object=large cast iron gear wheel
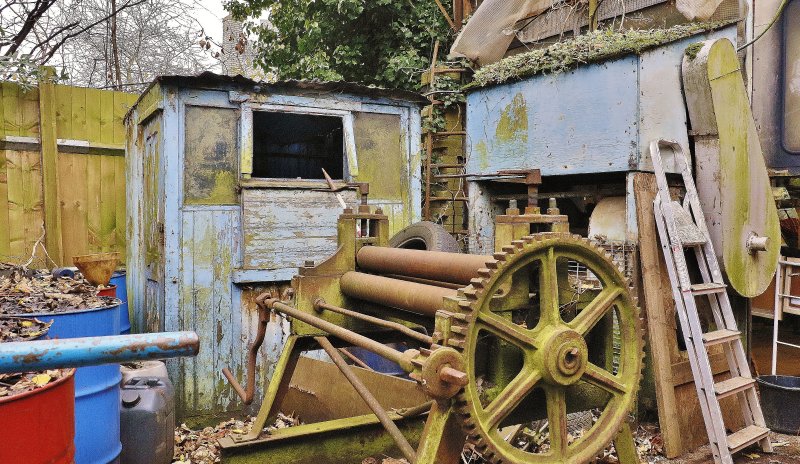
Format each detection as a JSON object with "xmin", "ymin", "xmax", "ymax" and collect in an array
[{"xmin": 448, "ymin": 233, "xmax": 644, "ymax": 464}]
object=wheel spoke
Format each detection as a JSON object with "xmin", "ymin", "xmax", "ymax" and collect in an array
[
  {"xmin": 583, "ymin": 362, "xmax": 627, "ymax": 395},
  {"xmin": 545, "ymin": 386, "xmax": 568, "ymax": 458},
  {"xmin": 477, "ymin": 310, "xmax": 536, "ymax": 349},
  {"xmin": 539, "ymin": 248, "xmax": 560, "ymax": 326},
  {"xmin": 483, "ymin": 367, "xmax": 541, "ymax": 430},
  {"xmin": 568, "ymin": 287, "xmax": 622, "ymax": 335}
]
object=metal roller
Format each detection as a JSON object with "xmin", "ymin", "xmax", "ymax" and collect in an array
[
  {"xmin": 340, "ymin": 271, "xmax": 458, "ymax": 317},
  {"xmin": 356, "ymin": 246, "xmax": 490, "ymax": 285}
]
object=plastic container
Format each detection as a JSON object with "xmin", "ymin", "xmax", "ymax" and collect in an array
[
  {"xmin": 30, "ymin": 303, "xmax": 122, "ymax": 464},
  {"xmin": 121, "ymin": 360, "xmax": 168, "ymax": 384},
  {"xmin": 0, "ymin": 369, "xmax": 76, "ymax": 464},
  {"xmin": 97, "ymin": 284, "xmax": 117, "ymax": 298},
  {"xmin": 347, "ymin": 343, "xmax": 408, "ymax": 375},
  {"xmin": 120, "ymin": 377, "xmax": 175, "ymax": 464},
  {"xmin": 110, "ymin": 271, "xmax": 130, "ymax": 334},
  {"xmin": 757, "ymin": 375, "xmax": 800, "ymax": 434}
]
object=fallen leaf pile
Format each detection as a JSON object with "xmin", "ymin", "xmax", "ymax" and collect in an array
[
  {"xmin": 173, "ymin": 413, "xmax": 300, "ymax": 463},
  {"xmin": 0, "ymin": 317, "xmax": 52, "ymax": 342},
  {"xmin": 0, "ymin": 369, "xmax": 66, "ymax": 398},
  {"xmin": 0, "ymin": 263, "xmax": 115, "ymax": 315}
]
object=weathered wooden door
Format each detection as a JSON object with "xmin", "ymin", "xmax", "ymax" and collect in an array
[{"xmin": 141, "ymin": 116, "xmax": 165, "ymax": 332}]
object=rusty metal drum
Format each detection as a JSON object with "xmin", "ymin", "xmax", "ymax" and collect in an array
[{"xmin": 0, "ymin": 369, "xmax": 76, "ymax": 464}]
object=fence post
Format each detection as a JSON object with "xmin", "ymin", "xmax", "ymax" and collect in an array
[{"xmin": 38, "ymin": 67, "xmax": 63, "ymax": 265}]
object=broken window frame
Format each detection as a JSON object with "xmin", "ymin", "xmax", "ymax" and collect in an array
[{"xmin": 239, "ymin": 102, "xmax": 359, "ymax": 183}]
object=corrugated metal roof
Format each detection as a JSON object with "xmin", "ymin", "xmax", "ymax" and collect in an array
[{"xmin": 129, "ymin": 72, "xmax": 427, "ymax": 112}]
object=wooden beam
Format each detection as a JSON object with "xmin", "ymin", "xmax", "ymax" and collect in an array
[
  {"xmin": 633, "ymin": 172, "xmax": 682, "ymax": 458},
  {"xmin": 37, "ymin": 67, "xmax": 63, "ymax": 265}
]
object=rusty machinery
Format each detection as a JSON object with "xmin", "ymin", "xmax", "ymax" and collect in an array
[{"xmin": 220, "ymin": 177, "xmax": 644, "ymax": 464}]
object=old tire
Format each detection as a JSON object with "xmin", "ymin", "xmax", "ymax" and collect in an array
[{"xmin": 388, "ymin": 221, "xmax": 461, "ymax": 252}]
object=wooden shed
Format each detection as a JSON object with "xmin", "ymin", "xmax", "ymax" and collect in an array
[{"xmin": 124, "ymin": 73, "xmax": 425, "ymax": 419}]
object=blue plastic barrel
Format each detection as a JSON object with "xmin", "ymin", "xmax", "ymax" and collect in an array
[
  {"xmin": 29, "ymin": 302, "xmax": 122, "ymax": 464},
  {"xmin": 110, "ymin": 271, "xmax": 130, "ymax": 334}
]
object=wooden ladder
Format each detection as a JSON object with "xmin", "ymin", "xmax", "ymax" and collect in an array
[{"xmin": 650, "ymin": 139, "xmax": 772, "ymax": 464}]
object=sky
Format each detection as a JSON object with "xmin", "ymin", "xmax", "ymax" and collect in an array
[{"xmin": 194, "ymin": 0, "xmax": 229, "ymax": 42}]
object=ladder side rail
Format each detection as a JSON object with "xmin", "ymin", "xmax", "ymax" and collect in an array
[
  {"xmin": 688, "ymin": 232, "xmax": 762, "ymax": 433},
  {"xmin": 654, "ymin": 199, "xmax": 730, "ymax": 464}
]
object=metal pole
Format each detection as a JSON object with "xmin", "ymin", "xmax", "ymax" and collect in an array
[
  {"xmin": 314, "ymin": 299, "xmax": 433, "ymax": 345},
  {"xmin": 340, "ymin": 272, "xmax": 457, "ymax": 317},
  {"xmin": 0, "ymin": 332, "xmax": 199, "ymax": 374},
  {"xmin": 315, "ymin": 336, "xmax": 418, "ymax": 463},
  {"xmin": 266, "ymin": 300, "xmax": 415, "ymax": 372},
  {"xmin": 356, "ymin": 246, "xmax": 490, "ymax": 285}
]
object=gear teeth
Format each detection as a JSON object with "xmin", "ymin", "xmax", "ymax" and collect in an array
[
  {"xmin": 470, "ymin": 277, "xmax": 485, "ymax": 288},
  {"xmin": 477, "ymin": 268, "xmax": 492, "ymax": 277},
  {"xmin": 451, "ymin": 325, "xmax": 467, "ymax": 335},
  {"xmin": 447, "ymin": 338, "xmax": 465, "ymax": 349},
  {"xmin": 511, "ymin": 240, "xmax": 525, "ymax": 249},
  {"xmin": 501, "ymin": 245, "xmax": 516, "ymax": 254},
  {"xmin": 462, "ymin": 287, "xmax": 479, "ymax": 300},
  {"xmin": 492, "ymin": 252, "xmax": 507, "ymax": 262}
]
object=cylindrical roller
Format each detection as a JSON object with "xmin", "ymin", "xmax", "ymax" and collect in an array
[
  {"xmin": 340, "ymin": 271, "xmax": 458, "ymax": 317},
  {"xmin": 356, "ymin": 246, "xmax": 490, "ymax": 285}
]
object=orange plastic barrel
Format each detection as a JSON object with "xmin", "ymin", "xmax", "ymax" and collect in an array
[{"xmin": 0, "ymin": 369, "xmax": 76, "ymax": 464}]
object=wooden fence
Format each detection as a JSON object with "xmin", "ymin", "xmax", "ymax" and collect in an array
[{"xmin": 0, "ymin": 79, "xmax": 137, "ymax": 267}]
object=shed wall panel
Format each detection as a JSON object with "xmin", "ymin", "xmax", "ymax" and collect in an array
[
  {"xmin": 466, "ymin": 57, "xmax": 640, "ymax": 176},
  {"xmin": 241, "ymin": 188, "xmax": 358, "ymax": 270}
]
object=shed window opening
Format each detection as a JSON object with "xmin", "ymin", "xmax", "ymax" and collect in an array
[{"xmin": 252, "ymin": 111, "xmax": 345, "ymax": 179}]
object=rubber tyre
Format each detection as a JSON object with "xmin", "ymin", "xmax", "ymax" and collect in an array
[{"xmin": 388, "ymin": 221, "xmax": 461, "ymax": 252}]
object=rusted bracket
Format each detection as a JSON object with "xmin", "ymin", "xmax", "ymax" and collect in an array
[{"xmin": 221, "ymin": 299, "xmax": 270, "ymax": 405}]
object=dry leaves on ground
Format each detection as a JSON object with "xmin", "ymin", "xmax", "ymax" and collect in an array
[{"xmin": 172, "ymin": 413, "xmax": 300, "ymax": 464}]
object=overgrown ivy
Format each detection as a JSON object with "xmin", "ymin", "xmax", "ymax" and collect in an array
[{"xmin": 224, "ymin": 0, "xmax": 453, "ymax": 91}]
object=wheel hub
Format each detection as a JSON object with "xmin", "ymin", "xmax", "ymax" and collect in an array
[{"xmin": 539, "ymin": 328, "xmax": 588, "ymax": 386}]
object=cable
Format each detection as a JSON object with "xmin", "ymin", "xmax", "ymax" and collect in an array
[{"xmin": 738, "ymin": 0, "xmax": 791, "ymax": 51}]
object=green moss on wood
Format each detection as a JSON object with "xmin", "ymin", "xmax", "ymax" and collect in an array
[
  {"xmin": 684, "ymin": 42, "xmax": 704, "ymax": 61},
  {"xmin": 467, "ymin": 21, "xmax": 735, "ymax": 89}
]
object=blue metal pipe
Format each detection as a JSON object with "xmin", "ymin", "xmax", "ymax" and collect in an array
[{"xmin": 0, "ymin": 332, "xmax": 199, "ymax": 374}]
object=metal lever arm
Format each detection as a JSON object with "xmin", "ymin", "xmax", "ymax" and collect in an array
[{"xmin": 222, "ymin": 301, "xmax": 269, "ymax": 405}]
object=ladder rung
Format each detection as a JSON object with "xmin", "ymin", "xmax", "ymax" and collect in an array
[
  {"xmin": 703, "ymin": 329, "xmax": 741, "ymax": 346},
  {"xmin": 682, "ymin": 238, "xmax": 708, "ymax": 247},
  {"xmin": 714, "ymin": 376, "xmax": 756, "ymax": 399},
  {"xmin": 727, "ymin": 425, "xmax": 770, "ymax": 453},
  {"xmin": 690, "ymin": 282, "xmax": 727, "ymax": 295}
]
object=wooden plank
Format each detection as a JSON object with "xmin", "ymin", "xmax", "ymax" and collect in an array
[
  {"xmin": 633, "ymin": 172, "xmax": 683, "ymax": 458},
  {"xmin": 191, "ymin": 211, "xmax": 216, "ymax": 413},
  {"xmin": 212, "ymin": 211, "xmax": 235, "ymax": 410},
  {"xmin": 38, "ymin": 71, "xmax": 63, "ymax": 265},
  {"xmin": 99, "ymin": 155, "xmax": 116, "ymax": 251},
  {"xmin": 241, "ymin": 188, "xmax": 358, "ymax": 270},
  {"xmin": 71, "ymin": 86, "xmax": 87, "ymax": 141},
  {"xmin": 2, "ymin": 82, "xmax": 20, "ymax": 137},
  {"xmin": 85, "ymin": 88, "xmax": 102, "ymax": 144},
  {"xmin": 22, "ymin": 150, "xmax": 44, "ymax": 266},
  {"xmin": 99, "ymin": 90, "xmax": 115, "ymax": 145},
  {"xmin": 59, "ymin": 153, "xmax": 89, "ymax": 262},
  {"xmin": 5, "ymin": 150, "xmax": 26, "ymax": 261},
  {"xmin": 19, "ymin": 86, "xmax": 40, "ymax": 137},
  {"xmin": 114, "ymin": 156, "xmax": 126, "ymax": 262},
  {"xmin": 86, "ymin": 154, "xmax": 102, "ymax": 251},
  {"xmin": 0, "ymin": 149, "xmax": 8, "ymax": 259},
  {"xmin": 54, "ymin": 85, "xmax": 72, "ymax": 140}
]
